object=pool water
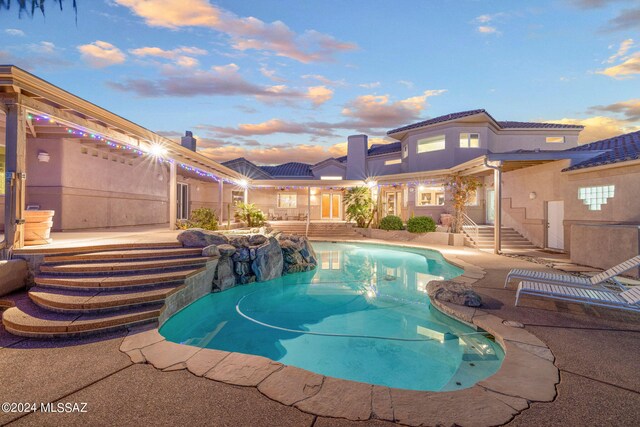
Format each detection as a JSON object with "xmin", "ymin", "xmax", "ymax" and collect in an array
[{"xmin": 160, "ymin": 242, "xmax": 504, "ymax": 391}]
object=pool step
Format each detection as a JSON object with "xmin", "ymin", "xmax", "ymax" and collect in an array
[
  {"xmin": 34, "ymin": 269, "xmax": 199, "ymax": 291},
  {"xmin": 43, "ymin": 247, "xmax": 203, "ymax": 264},
  {"xmin": 39, "ymin": 257, "xmax": 209, "ymax": 275},
  {"xmin": 2, "ymin": 303, "xmax": 162, "ymax": 338},
  {"xmin": 29, "ymin": 285, "xmax": 182, "ymax": 313}
]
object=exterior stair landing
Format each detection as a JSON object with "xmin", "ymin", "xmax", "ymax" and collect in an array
[
  {"xmin": 1, "ymin": 243, "xmax": 214, "ymax": 338},
  {"xmin": 463, "ymin": 225, "xmax": 538, "ymax": 252}
]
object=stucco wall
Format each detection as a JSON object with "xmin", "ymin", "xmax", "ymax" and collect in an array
[
  {"xmin": 570, "ymin": 224, "xmax": 639, "ymax": 278},
  {"xmin": 500, "ymin": 160, "xmax": 640, "ymax": 251}
]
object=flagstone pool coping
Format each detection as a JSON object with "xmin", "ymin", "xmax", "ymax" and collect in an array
[{"xmin": 119, "ymin": 241, "xmax": 559, "ymax": 426}]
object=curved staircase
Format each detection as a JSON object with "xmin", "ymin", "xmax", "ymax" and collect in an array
[{"xmin": 2, "ymin": 243, "xmax": 213, "ymax": 338}]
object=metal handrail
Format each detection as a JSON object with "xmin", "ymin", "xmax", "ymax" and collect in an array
[{"xmin": 461, "ymin": 212, "xmax": 479, "ymax": 244}]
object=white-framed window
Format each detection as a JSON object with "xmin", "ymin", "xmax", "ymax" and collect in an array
[
  {"xmin": 320, "ymin": 176, "xmax": 343, "ymax": 180},
  {"xmin": 417, "ymin": 135, "xmax": 446, "ymax": 153},
  {"xmin": 546, "ymin": 136, "xmax": 565, "ymax": 144},
  {"xmin": 231, "ymin": 190, "xmax": 244, "ymax": 205},
  {"xmin": 465, "ymin": 189, "xmax": 479, "ymax": 206},
  {"xmin": 416, "ymin": 186, "xmax": 446, "ymax": 206},
  {"xmin": 277, "ymin": 192, "xmax": 297, "ymax": 208},
  {"xmin": 459, "ymin": 133, "xmax": 480, "ymax": 148},
  {"xmin": 402, "ymin": 144, "xmax": 408, "ymax": 158},
  {"xmin": 578, "ymin": 185, "xmax": 614, "ymax": 211},
  {"xmin": 385, "ymin": 158, "xmax": 402, "ymax": 166}
]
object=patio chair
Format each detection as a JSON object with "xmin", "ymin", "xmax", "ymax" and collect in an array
[
  {"xmin": 515, "ymin": 281, "xmax": 640, "ymax": 313},
  {"xmin": 504, "ymin": 255, "xmax": 640, "ymax": 289}
]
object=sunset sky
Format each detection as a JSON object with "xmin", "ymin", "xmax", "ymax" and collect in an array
[{"xmin": 1, "ymin": 0, "xmax": 639, "ymax": 165}]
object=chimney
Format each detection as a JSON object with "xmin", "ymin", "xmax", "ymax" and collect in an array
[
  {"xmin": 346, "ymin": 134, "xmax": 368, "ymax": 180},
  {"xmin": 181, "ymin": 131, "xmax": 197, "ymax": 151}
]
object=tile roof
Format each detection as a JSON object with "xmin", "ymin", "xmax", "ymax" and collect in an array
[
  {"xmin": 498, "ymin": 121, "xmax": 583, "ymax": 129},
  {"xmin": 259, "ymin": 162, "xmax": 313, "ymax": 177},
  {"xmin": 563, "ymin": 130, "xmax": 640, "ymax": 171},
  {"xmin": 221, "ymin": 157, "xmax": 272, "ymax": 179},
  {"xmin": 368, "ymin": 141, "xmax": 401, "ymax": 156},
  {"xmin": 387, "ymin": 109, "xmax": 583, "ymax": 135}
]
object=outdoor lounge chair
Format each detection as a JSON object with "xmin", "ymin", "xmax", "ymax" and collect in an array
[
  {"xmin": 515, "ymin": 281, "xmax": 640, "ymax": 312},
  {"xmin": 504, "ymin": 255, "xmax": 640, "ymax": 289}
]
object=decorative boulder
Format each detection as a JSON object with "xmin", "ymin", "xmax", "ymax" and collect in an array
[
  {"xmin": 0, "ymin": 260, "xmax": 28, "ymax": 297},
  {"xmin": 178, "ymin": 229, "xmax": 228, "ymax": 248},
  {"xmin": 227, "ymin": 235, "xmax": 249, "ymax": 249},
  {"xmin": 217, "ymin": 244, "xmax": 237, "ymax": 257},
  {"xmin": 278, "ymin": 234, "xmax": 318, "ymax": 274},
  {"xmin": 252, "ymin": 237, "xmax": 284, "ymax": 282},
  {"xmin": 426, "ymin": 280, "xmax": 482, "ymax": 307},
  {"xmin": 248, "ymin": 234, "xmax": 267, "ymax": 246},
  {"xmin": 201, "ymin": 244, "xmax": 220, "ymax": 258},
  {"xmin": 213, "ymin": 257, "xmax": 235, "ymax": 291}
]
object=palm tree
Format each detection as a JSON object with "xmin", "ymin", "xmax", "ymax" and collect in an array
[
  {"xmin": 0, "ymin": 0, "xmax": 77, "ymax": 18},
  {"xmin": 343, "ymin": 186, "xmax": 375, "ymax": 228}
]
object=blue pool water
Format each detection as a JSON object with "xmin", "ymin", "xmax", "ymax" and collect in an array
[{"xmin": 160, "ymin": 242, "xmax": 503, "ymax": 391}]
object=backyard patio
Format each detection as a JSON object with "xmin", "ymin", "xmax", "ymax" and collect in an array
[{"xmin": 1, "ymin": 233, "xmax": 638, "ymax": 426}]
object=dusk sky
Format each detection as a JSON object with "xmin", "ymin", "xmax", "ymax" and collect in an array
[{"xmin": 1, "ymin": 0, "xmax": 639, "ymax": 165}]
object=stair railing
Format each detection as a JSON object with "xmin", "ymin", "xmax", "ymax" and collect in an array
[{"xmin": 461, "ymin": 212, "xmax": 479, "ymax": 244}]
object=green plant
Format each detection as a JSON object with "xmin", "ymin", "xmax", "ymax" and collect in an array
[
  {"xmin": 344, "ymin": 186, "xmax": 375, "ymax": 228},
  {"xmin": 445, "ymin": 175, "xmax": 482, "ymax": 233},
  {"xmin": 379, "ymin": 215, "xmax": 404, "ymax": 230},
  {"xmin": 234, "ymin": 202, "xmax": 266, "ymax": 227},
  {"xmin": 406, "ymin": 216, "xmax": 437, "ymax": 233},
  {"xmin": 190, "ymin": 207, "xmax": 219, "ymax": 230}
]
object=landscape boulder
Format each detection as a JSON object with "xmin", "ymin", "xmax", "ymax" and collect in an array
[
  {"xmin": 201, "ymin": 244, "xmax": 220, "ymax": 258},
  {"xmin": 178, "ymin": 229, "xmax": 228, "ymax": 248},
  {"xmin": 278, "ymin": 234, "xmax": 318, "ymax": 274},
  {"xmin": 252, "ymin": 237, "xmax": 284, "ymax": 282},
  {"xmin": 217, "ymin": 244, "xmax": 237, "ymax": 257},
  {"xmin": 426, "ymin": 280, "xmax": 482, "ymax": 307}
]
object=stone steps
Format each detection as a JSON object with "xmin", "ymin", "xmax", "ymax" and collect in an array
[
  {"xmin": 2, "ymin": 242, "xmax": 215, "ymax": 338},
  {"xmin": 463, "ymin": 226, "xmax": 538, "ymax": 251}
]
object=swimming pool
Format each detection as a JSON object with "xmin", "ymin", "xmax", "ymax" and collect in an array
[{"xmin": 160, "ymin": 242, "xmax": 504, "ymax": 391}]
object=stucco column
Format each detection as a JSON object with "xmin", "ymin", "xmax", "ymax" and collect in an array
[
  {"xmin": 243, "ymin": 187, "xmax": 248, "ymax": 204},
  {"xmin": 3, "ymin": 101, "xmax": 27, "ymax": 249},
  {"xmin": 218, "ymin": 180, "xmax": 224, "ymax": 221},
  {"xmin": 307, "ymin": 186, "xmax": 311, "ymax": 229},
  {"xmin": 169, "ymin": 162, "xmax": 177, "ymax": 230},
  {"xmin": 494, "ymin": 165, "xmax": 502, "ymax": 254}
]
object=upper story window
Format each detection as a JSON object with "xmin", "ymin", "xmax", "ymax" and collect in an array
[
  {"xmin": 546, "ymin": 136, "xmax": 565, "ymax": 144},
  {"xmin": 460, "ymin": 133, "xmax": 480, "ymax": 148},
  {"xmin": 416, "ymin": 135, "xmax": 446, "ymax": 154},
  {"xmin": 277, "ymin": 192, "xmax": 297, "ymax": 208},
  {"xmin": 416, "ymin": 186, "xmax": 445, "ymax": 206},
  {"xmin": 385, "ymin": 158, "xmax": 402, "ymax": 166},
  {"xmin": 402, "ymin": 144, "xmax": 408, "ymax": 158}
]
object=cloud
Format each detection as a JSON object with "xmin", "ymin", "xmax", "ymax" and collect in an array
[
  {"xmin": 477, "ymin": 26, "xmax": 500, "ymax": 34},
  {"xmin": 306, "ymin": 85, "xmax": 333, "ymax": 106},
  {"xmin": 588, "ymin": 99, "xmax": 640, "ymax": 121},
  {"xmin": 550, "ymin": 116, "xmax": 639, "ymax": 143},
  {"xmin": 341, "ymin": 89, "xmax": 447, "ymax": 130},
  {"xmin": 259, "ymin": 66, "xmax": 286, "ymax": 82},
  {"xmin": 78, "ymin": 40, "xmax": 126, "ymax": 68},
  {"xmin": 198, "ymin": 141, "xmax": 348, "ymax": 165},
  {"xmin": 198, "ymin": 119, "xmax": 336, "ymax": 138},
  {"xmin": 473, "ymin": 13, "xmax": 505, "ymax": 35},
  {"xmin": 0, "ymin": 41, "xmax": 70, "ymax": 70},
  {"xmin": 606, "ymin": 39, "xmax": 634, "ymax": 63},
  {"xmin": 4, "ymin": 29, "xmax": 25, "ymax": 36},
  {"xmin": 359, "ymin": 82, "xmax": 381, "ymax": 89},
  {"xmin": 301, "ymin": 74, "xmax": 346, "ymax": 86},
  {"xmin": 129, "ymin": 46, "xmax": 206, "ymax": 67},
  {"xmin": 602, "ymin": 7, "xmax": 640, "ymax": 32},
  {"xmin": 398, "ymin": 80, "xmax": 414, "ymax": 88},
  {"xmin": 570, "ymin": 0, "xmax": 618, "ymax": 8},
  {"xmin": 597, "ymin": 52, "xmax": 640, "ymax": 78},
  {"xmin": 114, "ymin": 0, "xmax": 357, "ymax": 63}
]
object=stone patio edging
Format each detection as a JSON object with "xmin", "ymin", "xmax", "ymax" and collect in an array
[{"xmin": 119, "ymin": 239, "xmax": 559, "ymax": 426}]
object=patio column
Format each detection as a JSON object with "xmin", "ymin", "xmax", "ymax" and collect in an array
[
  {"xmin": 243, "ymin": 187, "xmax": 248, "ymax": 204},
  {"xmin": 3, "ymin": 100, "xmax": 27, "ymax": 250},
  {"xmin": 306, "ymin": 186, "xmax": 311, "ymax": 232},
  {"xmin": 218, "ymin": 180, "xmax": 224, "ymax": 221},
  {"xmin": 494, "ymin": 163, "xmax": 503, "ymax": 254},
  {"xmin": 169, "ymin": 161, "xmax": 177, "ymax": 230}
]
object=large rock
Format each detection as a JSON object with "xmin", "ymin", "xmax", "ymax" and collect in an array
[
  {"xmin": 201, "ymin": 244, "xmax": 220, "ymax": 258},
  {"xmin": 426, "ymin": 280, "xmax": 482, "ymax": 307},
  {"xmin": 213, "ymin": 256, "xmax": 235, "ymax": 291},
  {"xmin": 252, "ymin": 237, "xmax": 284, "ymax": 282},
  {"xmin": 0, "ymin": 259, "xmax": 28, "ymax": 297},
  {"xmin": 217, "ymin": 244, "xmax": 236, "ymax": 257},
  {"xmin": 278, "ymin": 234, "xmax": 318, "ymax": 274},
  {"xmin": 178, "ymin": 229, "xmax": 228, "ymax": 248}
]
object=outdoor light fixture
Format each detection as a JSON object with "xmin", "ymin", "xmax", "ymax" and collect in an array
[
  {"xmin": 238, "ymin": 179, "xmax": 248, "ymax": 188},
  {"xmin": 529, "ymin": 192, "xmax": 537, "ymax": 200},
  {"xmin": 148, "ymin": 144, "xmax": 167, "ymax": 157},
  {"xmin": 367, "ymin": 180, "xmax": 377, "ymax": 188},
  {"xmin": 37, "ymin": 151, "xmax": 50, "ymax": 163}
]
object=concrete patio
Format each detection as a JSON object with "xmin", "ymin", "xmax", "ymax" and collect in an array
[{"xmin": 1, "ymin": 239, "xmax": 639, "ymax": 426}]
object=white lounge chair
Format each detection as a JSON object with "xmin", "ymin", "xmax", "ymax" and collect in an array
[
  {"xmin": 504, "ymin": 255, "xmax": 640, "ymax": 289},
  {"xmin": 515, "ymin": 281, "xmax": 640, "ymax": 313}
]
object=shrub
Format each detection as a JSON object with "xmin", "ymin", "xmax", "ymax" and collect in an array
[
  {"xmin": 406, "ymin": 216, "xmax": 436, "ymax": 233},
  {"xmin": 379, "ymin": 215, "xmax": 404, "ymax": 230},
  {"xmin": 234, "ymin": 202, "xmax": 266, "ymax": 227},
  {"xmin": 176, "ymin": 207, "xmax": 219, "ymax": 231}
]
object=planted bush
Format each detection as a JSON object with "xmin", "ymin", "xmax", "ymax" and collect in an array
[
  {"xmin": 176, "ymin": 207, "xmax": 219, "ymax": 231},
  {"xmin": 379, "ymin": 215, "xmax": 404, "ymax": 230},
  {"xmin": 406, "ymin": 216, "xmax": 436, "ymax": 233},
  {"xmin": 235, "ymin": 202, "xmax": 266, "ymax": 227}
]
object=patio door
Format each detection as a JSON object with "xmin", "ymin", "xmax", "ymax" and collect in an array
[
  {"xmin": 321, "ymin": 192, "xmax": 341, "ymax": 220},
  {"xmin": 486, "ymin": 189, "xmax": 495, "ymax": 225},
  {"xmin": 547, "ymin": 201, "xmax": 564, "ymax": 250},
  {"xmin": 177, "ymin": 183, "xmax": 189, "ymax": 220},
  {"xmin": 385, "ymin": 191, "xmax": 402, "ymax": 216}
]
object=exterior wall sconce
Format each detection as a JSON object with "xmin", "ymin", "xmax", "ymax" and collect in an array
[
  {"xmin": 37, "ymin": 151, "xmax": 50, "ymax": 163},
  {"xmin": 529, "ymin": 192, "xmax": 537, "ymax": 200}
]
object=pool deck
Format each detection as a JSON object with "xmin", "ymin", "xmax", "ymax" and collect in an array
[{"xmin": 1, "ymin": 236, "xmax": 639, "ymax": 426}]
